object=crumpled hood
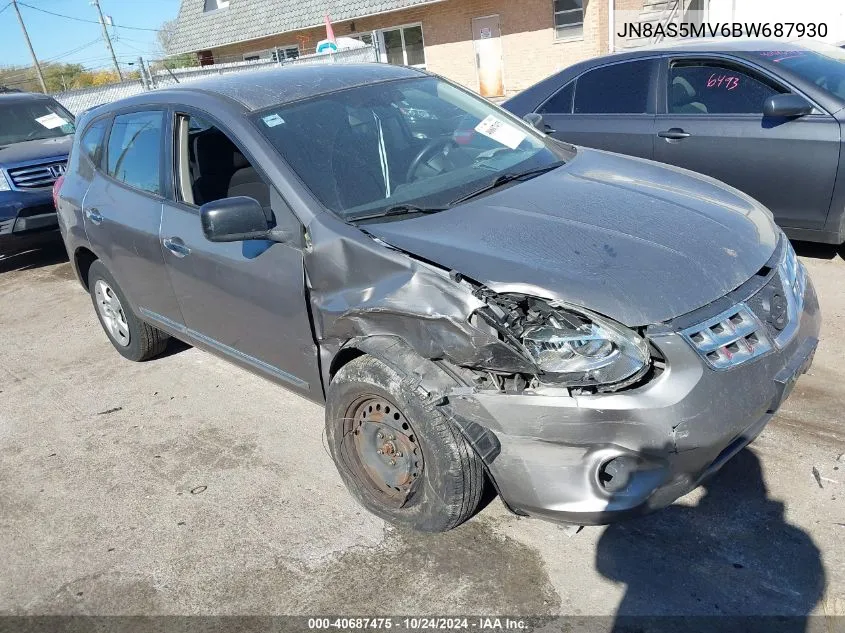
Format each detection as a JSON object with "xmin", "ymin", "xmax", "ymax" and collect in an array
[
  {"xmin": 366, "ymin": 147, "xmax": 779, "ymax": 326},
  {"xmin": 0, "ymin": 136, "xmax": 72, "ymax": 166}
]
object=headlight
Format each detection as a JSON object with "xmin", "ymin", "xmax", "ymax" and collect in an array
[
  {"xmin": 0, "ymin": 171, "xmax": 10, "ymax": 192},
  {"xmin": 519, "ymin": 303, "xmax": 649, "ymax": 387}
]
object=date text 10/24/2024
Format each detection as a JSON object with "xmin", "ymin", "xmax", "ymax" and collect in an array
[{"xmin": 308, "ymin": 618, "xmax": 529, "ymax": 630}]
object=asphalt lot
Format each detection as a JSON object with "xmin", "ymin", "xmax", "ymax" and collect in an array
[{"xmin": 1, "ymin": 240, "xmax": 843, "ymax": 625}]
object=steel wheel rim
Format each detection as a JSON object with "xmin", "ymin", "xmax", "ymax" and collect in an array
[
  {"xmin": 94, "ymin": 279, "xmax": 130, "ymax": 347},
  {"xmin": 342, "ymin": 395, "xmax": 423, "ymax": 508}
]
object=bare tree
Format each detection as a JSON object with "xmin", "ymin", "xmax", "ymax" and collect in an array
[{"xmin": 157, "ymin": 18, "xmax": 177, "ymax": 56}]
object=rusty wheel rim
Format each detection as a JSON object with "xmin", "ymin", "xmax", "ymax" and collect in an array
[{"xmin": 342, "ymin": 395, "xmax": 423, "ymax": 508}]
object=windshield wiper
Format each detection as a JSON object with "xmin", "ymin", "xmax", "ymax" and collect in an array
[
  {"xmin": 450, "ymin": 161, "xmax": 566, "ymax": 206},
  {"xmin": 350, "ymin": 203, "xmax": 450, "ymax": 222}
]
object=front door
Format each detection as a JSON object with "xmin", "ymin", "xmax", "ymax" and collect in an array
[
  {"xmin": 82, "ymin": 109, "xmax": 183, "ymax": 326},
  {"xmin": 473, "ymin": 15, "xmax": 504, "ymax": 98},
  {"xmin": 157, "ymin": 112, "xmax": 322, "ymax": 401},
  {"xmin": 655, "ymin": 57, "xmax": 841, "ymax": 230}
]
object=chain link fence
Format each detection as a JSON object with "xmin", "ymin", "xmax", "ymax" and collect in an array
[{"xmin": 52, "ymin": 45, "xmax": 379, "ymax": 115}]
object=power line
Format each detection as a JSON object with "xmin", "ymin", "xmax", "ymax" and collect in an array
[
  {"xmin": 42, "ymin": 37, "xmax": 103, "ymax": 63},
  {"xmin": 16, "ymin": 1, "xmax": 161, "ymax": 31},
  {"xmin": 0, "ymin": 3, "xmax": 12, "ymax": 18}
]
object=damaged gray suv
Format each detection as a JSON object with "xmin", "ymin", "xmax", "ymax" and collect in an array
[{"xmin": 57, "ymin": 64, "xmax": 820, "ymax": 532}]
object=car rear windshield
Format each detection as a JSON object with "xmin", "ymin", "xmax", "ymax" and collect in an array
[
  {"xmin": 0, "ymin": 100, "xmax": 76, "ymax": 145},
  {"xmin": 251, "ymin": 77, "xmax": 571, "ymax": 221},
  {"xmin": 755, "ymin": 46, "xmax": 845, "ymax": 101}
]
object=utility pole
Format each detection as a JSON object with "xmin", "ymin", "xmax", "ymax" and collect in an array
[
  {"xmin": 91, "ymin": 0, "xmax": 124, "ymax": 80},
  {"xmin": 11, "ymin": 1, "xmax": 47, "ymax": 93},
  {"xmin": 136, "ymin": 57, "xmax": 149, "ymax": 90}
]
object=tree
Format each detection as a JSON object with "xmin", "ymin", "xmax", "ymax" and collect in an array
[
  {"xmin": 157, "ymin": 18, "xmax": 177, "ymax": 56},
  {"xmin": 0, "ymin": 62, "xmax": 93, "ymax": 93}
]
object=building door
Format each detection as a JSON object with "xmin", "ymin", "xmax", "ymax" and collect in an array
[{"xmin": 473, "ymin": 15, "xmax": 504, "ymax": 98}]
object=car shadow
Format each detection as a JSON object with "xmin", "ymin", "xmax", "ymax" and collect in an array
[
  {"xmin": 0, "ymin": 242, "xmax": 68, "ymax": 274},
  {"xmin": 596, "ymin": 449, "xmax": 824, "ymax": 632},
  {"xmin": 791, "ymin": 240, "xmax": 842, "ymax": 261},
  {"xmin": 155, "ymin": 337, "xmax": 193, "ymax": 359}
]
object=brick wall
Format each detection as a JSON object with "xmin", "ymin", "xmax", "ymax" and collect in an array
[{"xmin": 210, "ymin": 0, "xmax": 645, "ymax": 97}]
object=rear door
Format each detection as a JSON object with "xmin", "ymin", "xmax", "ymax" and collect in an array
[
  {"xmin": 654, "ymin": 56, "xmax": 841, "ymax": 230},
  {"xmin": 81, "ymin": 108, "xmax": 183, "ymax": 326},
  {"xmin": 537, "ymin": 58, "xmax": 659, "ymax": 160}
]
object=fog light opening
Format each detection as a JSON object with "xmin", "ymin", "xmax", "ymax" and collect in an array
[{"xmin": 599, "ymin": 456, "xmax": 638, "ymax": 493}]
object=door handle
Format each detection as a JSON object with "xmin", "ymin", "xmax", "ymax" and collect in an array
[
  {"xmin": 162, "ymin": 237, "xmax": 191, "ymax": 258},
  {"xmin": 85, "ymin": 208, "xmax": 103, "ymax": 225},
  {"xmin": 658, "ymin": 128, "xmax": 691, "ymax": 140}
]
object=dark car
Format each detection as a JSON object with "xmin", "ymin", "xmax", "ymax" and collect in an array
[
  {"xmin": 503, "ymin": 40, "xmax": 845, "ymax": 245},
  {"xmin": 0, "ymin": 91, "xmax": 74, "ymax": 254},
  {"xmin": 57, "ymin": 64, "xmax": 819, "ymax": 532}
]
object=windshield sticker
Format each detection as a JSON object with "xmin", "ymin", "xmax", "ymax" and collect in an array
[
  {"xmin": 262, "ymin": 113, "xmax": 285, "ymax": 128},
  {"xmin": 474, "ymin": 115, "xmax": 526, "ymax": 150},
  {"xmin": 35, "ymin": 113, "xmax": 70, "ymax": 130}
]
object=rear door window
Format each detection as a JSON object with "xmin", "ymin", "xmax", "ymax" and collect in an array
[
  {"xmin": 668, "ymin": 61, "xmax": 785, "ymax": 114},
  {"xmin": 106, "ymin": 111, "xmax": 164, "ymax": 195},
  {"xmin": 539, "ymin": 81, "xmax": 574, "ymax": 114},
  {"xmin": 80, "ymin": 118, "xmax": 109, "ymax": 168},
  {"xmin": 573, "ymin": 60, "xmax": 654, "ymax": 114}
]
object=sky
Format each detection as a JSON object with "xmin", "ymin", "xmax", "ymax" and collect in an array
[{"xmin": 0, "ymin": 0, "xmax": 182, "ymax": 71}]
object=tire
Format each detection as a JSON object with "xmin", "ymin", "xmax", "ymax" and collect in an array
[
  {"xmin": 326, "ymin": 354, "xmax": 484, "ymax": 532},
  {"xmin": 87, "ymin": 259, "xmax": 169, "ymax": 362}
]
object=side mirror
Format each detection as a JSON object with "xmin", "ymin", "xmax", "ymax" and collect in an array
[
  {"xmin": 763, "ymin": 93, "xmax": 813, "ymax": 118},
  {"xmin": 523, "ymin": 112, "xmax": 545, "ymax": 131},
  {"xmin": 200, "ymin": 196, "xmax": 270, "ymax": 242}
]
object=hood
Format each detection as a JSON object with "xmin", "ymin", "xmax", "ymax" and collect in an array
[
  {"xmin": 366, "ymin": 147, "xmax": 779, "ymax": 326},
  {"xmin": 0, "ymin": 136, "xmax": 72, "ymax": 167}
]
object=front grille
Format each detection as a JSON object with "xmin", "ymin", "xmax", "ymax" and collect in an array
[
  {"xmin": 7, "ymin": 161, "xmax": 66, "ymax": 189},
  {"xmin": 680, "ymin": 238, "xmax": 805, "ymax": 370},
  {"xmin": 681, "ymin": 304, "xmax": 772, "ymax": 369}
]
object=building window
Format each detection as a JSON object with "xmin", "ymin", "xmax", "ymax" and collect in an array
[
  {"xmin": 553, "ymin": 0, "xmax": 584, "ymax": 39},
  {"xmin": 275, "ymin": 45, "xmax": 300, "ymax": 61},
  {"xmin": 204, "ymin": 0, "xmax": 229, "ymax": 12},
  {"xmin": 379, "ymin": 24, "xmax": 425, "ymax": 68},
  {"xmin": 349, "ymin": 32, "xmax": 374, "ymax": 46},
  {"xmin": 243, "ymin": 46, "xmax": 299, "ymax": 63}
]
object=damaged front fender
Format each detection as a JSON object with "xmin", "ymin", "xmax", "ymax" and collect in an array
[{"xmin": 305, "ymin": 217, "xmax": 538, "ymax": 390}]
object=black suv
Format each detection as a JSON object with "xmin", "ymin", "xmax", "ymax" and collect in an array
[{"xmin": 0, "ymin": 90, "xmax": 75, "ymax": 254}]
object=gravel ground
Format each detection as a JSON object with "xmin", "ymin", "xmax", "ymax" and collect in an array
[{"xmin": 0, "ymin": 241, "xmax": 843, "ymax": 627}]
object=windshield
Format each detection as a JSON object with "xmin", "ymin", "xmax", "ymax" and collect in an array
[
  {"xmin": 0, "ymin": 99, "xmax": 75, "ymax": 145},
  {"xmin": 252, "ymin": 77, "xmax": 571, "ymax": 220},
  {"xmin": 755, "ymin": 45, "xmax": 845, "ymax": 101}
]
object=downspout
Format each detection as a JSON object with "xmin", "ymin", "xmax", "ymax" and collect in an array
[{"xmin": 607, "ymin": 0, "xmax": 615, "ymax": 54}]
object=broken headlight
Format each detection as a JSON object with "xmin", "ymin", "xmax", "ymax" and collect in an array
[{"xmin": 520, "ymin": 305, "xmax": 649, "ymax": 386}]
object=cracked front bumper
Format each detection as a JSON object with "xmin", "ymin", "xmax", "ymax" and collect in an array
[{"xmin": 448, "ymin": 279, "xmax": 821, "ymax": 525}]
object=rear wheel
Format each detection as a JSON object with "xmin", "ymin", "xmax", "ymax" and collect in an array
[
  {"xmin": 87, "ymin": 260, "xmax": 169, "ymax": 361},
  {"xmin": 326, "ymin": 354, "xmax": 484, "ymax": 532}
]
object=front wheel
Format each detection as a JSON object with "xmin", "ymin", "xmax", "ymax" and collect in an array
[
  {"xmin": 326, "ymin": 355, "xmax": 485, "ymax": 532},
  {"xmin": 87, "ymin": 259, "xmax": 169, "ymax": 361}
]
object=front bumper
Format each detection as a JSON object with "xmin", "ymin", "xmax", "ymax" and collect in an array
[
  {"xmin": 0, "ymin": 188, "xmax": 60, "ymax": 253},
  {"xmin": 447, "ymin": 279, "xmax": 821, "ymax": 525}
]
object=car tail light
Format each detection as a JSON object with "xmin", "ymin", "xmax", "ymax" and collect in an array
[{"xmin": 52, "ymin": 174, "xmax": 65, "ymax": 209}]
